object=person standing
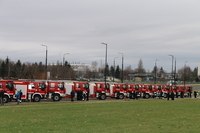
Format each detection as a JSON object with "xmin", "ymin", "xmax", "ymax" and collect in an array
[
  {"xmin": 171, "ymin": 91, "xmax": 175, "ymax": 100},
  {"xmin": 194, "ymin": 91, "xmax": 197, "ymax": 98},
  {"xmin": 19, "ymin": 90, "xmax": 23, "ymax": 103},
  {"xmin": 16, "ymin": 91, "xmax": 20, "ymax": 104},
  {"xmin": 0, "ymin": 90, "xmax": 5, "ymax": 105},
  {"xmin": 188, "ymin": 88, "xmax": 192, "ymax": 98},
  {"xmin": 70, "ymin": 90, "xmax": 75, "ymax": 102},
  {"xmin": 16, "ymin": 90, "xmax": 23, "ymax": 104},
  {"xmin": 133, "ymin": 91, "xmax": 136, "ymax": 100},
  {"xmin": 86, "ymin": 88, "xmax": 90, "ymax": 101},
  {"xmin": 167, "ymin": 91, "xmax": 170, "ymax": 100}
]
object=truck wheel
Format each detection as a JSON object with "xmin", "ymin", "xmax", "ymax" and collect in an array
[
  {"xmin": 3, "ymin": 96, "xmax": 9, "ymax": 103},
  {"xmin": 53, "ymin": 94, "xmax": 60, "ymax": 101},
  {"xmin": 100, "ymin": 94, "xmax": 106, "ymax": 100},
  {"xmin": 33, "ymin": 95, "xmax": 41, "ymax": 102},
  {"xmin": 164, "ymin": 93, "xmax": 167, "ymax": 98},
  {"xmin": 145, "ymin": 94, "xmax": 150, "ymax": 99},
  {"xmin": 118, "ymin": 94, "xmax": 124, "ymax": 99}
]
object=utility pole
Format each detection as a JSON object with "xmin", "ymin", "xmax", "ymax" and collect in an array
[{"xmin": 41, "ymin": 44, "xmax": 48, "ymax": 80}]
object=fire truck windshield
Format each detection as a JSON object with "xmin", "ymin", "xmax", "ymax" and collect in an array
[
  {"xmin": 105, "ymin": 84, "xmax": 110, "ymax": 89},
  {"xmin": 84, "ymin": 84, "xmax": 89, "ymax": 89},
  {"xmin": 6, "ymin": 82, "xmax": 14, "ymax": 90},
  {"xmin": 58, "ymin": 83, "xmax": 64, "ymax": 89},
  {"xmin": 122, "ymin": 85, "xmax": 127, "ymax": 89},
  {"xmin": 39, "ymin": 83, "xmax": 46, "ymax": 90}
]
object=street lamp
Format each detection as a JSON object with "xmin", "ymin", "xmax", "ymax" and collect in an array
[
  {"xmin": 154, "ymin": 59, "xmax": 159, "ymax": 84},
  {"xmin": 184, "ymin": 61, "xmax": 188, "ymax": 86},
  {"xmin": 102, "ymin": 42, "xmax": 107, "ymax": 84},
  {"xmin": 118, "ymin": 52, "xmax": 124, "ymax": 83},
  {"xmin": 63, "ymin": 53, "xmax": 69, "ymax": 66},
  {"xmin": 41, "ymin": 44, "xmax": 48, "ymax": 80},
  {"xmin": 113, "ymin": 57, "xmax": 119, "ymax": 82},
  {"xmin": 169, "ymin": 54, "xmax": 174, "ymax": 81},
  {"xmin": 174, "ymin": 57, "xmax": 176, "ymax": 82}
]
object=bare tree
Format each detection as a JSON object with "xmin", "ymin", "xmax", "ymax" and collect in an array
[
  {"xmin": 123, "ymin": 65, "xmax": 133, "ymax": 80},
  {"xmin": 135, "ymin": 59, "xmax": 146, "ymax": 74},
  {"xmin": 178, "ymin": 66, "xmax": 192, "ymax": 81}
]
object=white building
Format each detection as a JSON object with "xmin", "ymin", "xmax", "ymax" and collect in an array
[{"xmin": 70, "ymin": 63, "xmax": 99, "ymax": 72}]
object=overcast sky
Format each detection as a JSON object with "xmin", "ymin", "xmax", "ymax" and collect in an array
[{"xmin": 1, "ymin": 0, "xmax": 200, "ymax": 72}]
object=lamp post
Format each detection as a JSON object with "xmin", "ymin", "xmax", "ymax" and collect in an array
[
  {"xmin": 113, "ymin": 57, "xmax": 119, "ymax": 82},
  {"xmin": 174, "ymin": 57, "xmax": 176, "ymax": 82},
  {"xmin": 118, "ymin": 52, "xmax": 124, "ymax": 83},
  {"xmin": 102, "ymin": 42, "xmax": 107, "ymax": 84},
  {"xmin": 63, "ymin": 53, "xmax": 69, "ymax": 66},
  {"xmin": 169, "ymin": 54, "xmax": 174, "ymax": 81},
  {"xmin": 41, "ymin": 44, "xmax": 48, "ymax": 80},
  {"xmin": 184, "ymin": 61, "xmax": 188, "ymax": 86},
  {"xmin": 154, "ymin": 59, "xmax": 159, "ymax": 84}
]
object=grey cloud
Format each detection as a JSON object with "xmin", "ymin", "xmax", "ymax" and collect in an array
[{"xmin": 1, "ymin": 0, "xmax": 200, "ymax": 72}]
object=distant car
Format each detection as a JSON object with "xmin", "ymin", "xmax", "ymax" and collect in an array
[{"xmin": 167, "ymin": 81, "xmax": 177, "ymax": 85}]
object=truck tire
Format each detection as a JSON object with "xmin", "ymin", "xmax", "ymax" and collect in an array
[
  {"xmin": 3, "ymin": 96, "xmax": 9, "ymax": 103},
  {"xmin": 33, "ymin": 95, "xmax": 41, "ymax": 102},
  {"xmin": 100, "ymin": 94, "xmax": 106, "ymax": 100},
  {"xmin": 145, "ymin": 93, "xmax": 150, "ymax": 99},
  {"xmin": 164, "ymin": 93, "xmax": 167, "ymax": 98},
  {"xmin": 118, "ymin": 94, "xmax": 124, "ymax": 99},
  {"xmin": 53, "ymin": 94, "xmax": 60, "ymax": 101}
]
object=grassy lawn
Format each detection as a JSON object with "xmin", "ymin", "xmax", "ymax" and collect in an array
[{"xmin": 0, "ymin": 99, "xmax": 200, "ymax": 133}]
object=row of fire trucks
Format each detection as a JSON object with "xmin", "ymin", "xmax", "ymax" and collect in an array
[
  {"xmin": 0, "ymin": 80, "xmax": 193, "ymax": 103},
  {"xmin": 64, "ymin": 82, "xmax": 193, "ymax": 100}
]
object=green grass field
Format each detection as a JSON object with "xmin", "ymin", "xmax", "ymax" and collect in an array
[{"xmin": 1, "ymin": 99, "xmax": 200, "ymax": 133}]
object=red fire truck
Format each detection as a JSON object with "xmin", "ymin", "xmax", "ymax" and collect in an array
[
  {"xmin": 160, "ymin": 85, "xmax": 170, "ymax": 98},
  {"xmin": 126, "ymin": 84, "xmax": 141, "ymax": 99},
  {"xmin": 92, "ymin": 82, "xmax": 110, "ymax": 100},
  {"xmin": 0, "ymin": 80, "xmax": 16, "ymax": 103},
  {"xmin": 13, "ymin": 80, "xmax": 66, "ymax": 102},
  {"xmin": 65, "ymin": 82, "xmax": 89, "ymax": 100},
  {"xmin": 109, "ymin": 83, "xmax": 128, "ymax": 99},
  {"xmin": 47, "ymin": 81, "xmax": 66, "ymax": 101},
  {"xmin": 152, "ymin": 85, "xmax": 163, "ymax": 98},
  {"xmin": 174, "ymin": 85, "xmax": 193, "ymax": 98},
  {"xmin": 139, "ymin": 84, "xmax": 154, "ymax": 99},
  {"xmin": 13, "ymin": 81, "xmax": 45, "ymax": 102}
]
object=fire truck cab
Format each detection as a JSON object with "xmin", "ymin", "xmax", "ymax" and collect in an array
[
  {"xmin": 0, "ymin": 80, "xmax": 16, "ymax": 103},
  {"xmin": 161, "ymin": 85, "xmax": 170, "ymax": 98},
  {"xmin": 140, "ymin": 84, "xmax": 154, "ymax": 99},
  {"xmin": 152, "ymin": 85, "xmax": 163, "ymax": 98},
  {"xmin": 13, "ymin": 81, "xmax": 66, "ymax": 102},
  {"xmin": 110, "ymin": 83, "xmax": 127, "ymax": 99},
  {"xmin": 127, "ymin": 84, "xmax": 140, "ymax": 99},
  {"xmin": 93, "ymin": 83, "xmax": 110, "ymax": 100},
  {"xmin": 47, "ymin": 81, "xmax": 66, "ymax": 101},
  {"xmin": 65, "ymin": 82, "xmax": 89, "ymax": 101},
  {"xmin": 13, "ymin": 81, "xmax": 46, "ymax": 102}
]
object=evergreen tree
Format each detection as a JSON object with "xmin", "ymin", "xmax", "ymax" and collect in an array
[
  {"xmin": 0, "ymin": 61, "xmax": 6, "ymax": 78},
  {"xmin": 14, "ymin": 60, "xmax": 22, "ymax": 79},
  {"xmin": 5, "ymin": 57, "xmax": 10, "ymax": 78},
  {"xmin": 110, "ymin": 66, "xmax": 114, "ymax": 78},
  {"xmin": 191, "ymin": 67, "xmax": 198, "ymax": 82}
]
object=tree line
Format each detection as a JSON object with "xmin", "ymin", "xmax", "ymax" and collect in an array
[
  {"xmin": 0, "ymin": 57, "xmax": 198, "ymax": 82},
  {"xmin": 0, "ymin": 57, "xmax": 75, "ymax": 80}
]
